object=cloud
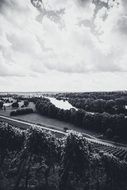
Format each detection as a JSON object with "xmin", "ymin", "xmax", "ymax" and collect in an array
[
  {"xmin": 0, "ymin": 0, "xmax": 5, "ymax": 8},
  {"xmin": 0, "ymin": 0, "xmax": 127, "ymax": 91},
  {"xmin": 31, "ymin": 0, "xmax": 65, "ymax": 26}
]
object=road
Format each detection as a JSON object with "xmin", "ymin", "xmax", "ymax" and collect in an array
[{"xmin": 0, "ymin": 114, "xmax": 127, "ymax": 159}]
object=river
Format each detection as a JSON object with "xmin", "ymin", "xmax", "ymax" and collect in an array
[{"xmin": 45, "ymin": 96, "xmax": 77, "ymax": 110}]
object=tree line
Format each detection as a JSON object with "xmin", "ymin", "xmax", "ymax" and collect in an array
[
  {"xmin": 68, "ymin": 97, "xmax": 127, "ymax": 115},
  {"xmin": 0, "ymin": 122, "xmax": 127, "ymax": 190},
  {"xmin": 10, "ymin": 108, "xmax": 34, "ymax": 116},
  {"xmin": 35, "ymin": 98, "xmax": 127, "ymax": 141},
  {"xmin": 54, "ymin": 92, "xmax": 127, "ymax": 115},
  {"xmin": 55, "ymin": 91, "xmax": 127, "ymax": 101}
]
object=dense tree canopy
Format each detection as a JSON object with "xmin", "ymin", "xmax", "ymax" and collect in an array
[
  {"xmin": 0, "ymin": 122, "xmax": 127, "ymax": 190},
  {"xmin": 55, "ymin": 91, "xmax": 127, "ymax": 115}
]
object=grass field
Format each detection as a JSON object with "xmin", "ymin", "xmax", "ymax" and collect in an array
[
  {"xmin": 0, "ymin": 100, "xmax": 99, "ymax": 137},
  {"xmin": 0, "ymin": 109, "xmax": 98, "ymax": 137},
  {"xmin": 13, "ymin": 113, "xmax": 87, "ymax": 133}
]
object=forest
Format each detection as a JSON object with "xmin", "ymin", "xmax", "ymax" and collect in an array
[
  {"xmin": 35, "ymin": 97, "xmax": 127, "ymax": 142},
  {"xmin": 55, "ymin": 91, "xmax": 127, "ymax": 115},
  {"xmin": 0, "ymin": 121, "xmax": 127, "ymax": 190}
]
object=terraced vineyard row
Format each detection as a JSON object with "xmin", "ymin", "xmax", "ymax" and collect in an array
[{"xmin": 90, "ymin": 141, "xmax": 127, "ymax": 159}]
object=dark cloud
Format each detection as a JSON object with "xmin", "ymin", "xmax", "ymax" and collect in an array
[
  {"xmin": 0, "ymin": 0, "xmax": 8, "ymax": 12},
  {"xmin": 0, "ymin": 0, "xmax": 5, "ymax": 7},
  {"xmin": 0, "ymin": 0, "xmax": 14, "ymax": 9},
  {"xmin": 110, "ymin": 0, "xmax": 127, "ymax": 35},
  {"xmin": 31, "ymin": 0, "xmax": 65, "ymax": 25},
  {"xmin": 44, "ymin": 9, "xmax": 65, "ymax": 23},
  {"xmin": 92, "ymin": 0, "xmax": 120, "ymax": 21},
  {"xmin": 75, "ymin": 0, "xmax": 90, "ymax": 6},
  {"xmin": 78, "ymin": 0, "xmax": 121, "ymax": 37},
  {"xmin": 31, "ymin": 0, "xmax": 42, "ymax": 8}
]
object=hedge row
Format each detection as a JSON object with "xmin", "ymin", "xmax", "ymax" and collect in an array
[{"xmin": 10, "ymin": 108, "xmax": 33, "ymax": 116}]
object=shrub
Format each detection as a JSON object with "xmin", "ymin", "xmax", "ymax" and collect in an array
[
  {"xmin": 0, "ymin": 101, "xmax": 3, "ymax": 109},
  {"xmin": 12, "ymin": 101, "xmax": 19, "ymax": 108},
  {"xmin": 24, "ymin": 100, "xmax": 29, "ymax": 107},
  {"xmin": 10, "ymin": 108, "xmax": 33, "ymax": 116}
]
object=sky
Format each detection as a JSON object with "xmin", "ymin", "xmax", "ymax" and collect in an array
[{"xmin": 0, "ymin": 0, "xmax": 127, "ymax": 92}]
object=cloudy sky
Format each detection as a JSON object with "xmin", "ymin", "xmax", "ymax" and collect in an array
[{"xmin": 0, "ymin": 0, "xmax": 127, "ymax": 92}]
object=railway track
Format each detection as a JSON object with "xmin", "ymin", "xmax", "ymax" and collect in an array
[{"xmin": 0, "ymin": 115, "xmax": 127, "ymax": 160}]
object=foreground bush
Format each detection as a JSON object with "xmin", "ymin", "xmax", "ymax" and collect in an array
[{"xmin": 0, "ymin": 122, "xmax": 127, "ymax": 190}]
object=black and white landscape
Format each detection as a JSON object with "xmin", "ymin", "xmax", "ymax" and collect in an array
[{"xmin": 0, "ymin": 0, "xmax": 127, "ymax": 190}]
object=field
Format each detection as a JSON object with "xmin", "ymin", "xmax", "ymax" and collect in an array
[
  {"xmin": 0, "ymin": 109, "xmax": 98, "ymax": 138},
  {"xmin": 0, "ymin": 96, "xmax": 98, "ymax": 137}
]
